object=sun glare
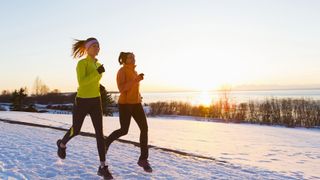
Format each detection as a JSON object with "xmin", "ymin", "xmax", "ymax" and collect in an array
[{"xmin": 198, "ymin": 90, "xmax": 212, "ymax": 107}]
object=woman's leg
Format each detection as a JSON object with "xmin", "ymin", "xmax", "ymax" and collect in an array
[
  {"xmin": 61, "ymin": 98, "xmax": 88, "ymax": 145},
  {"xmin": 88, "ymin": 97, "xmax": 106, "ymax": 162},
  {"xmin": 57, "ymin": 98, "xmax": 88, "ymax": 159},
  {"xmin": 132, "ymin": 103, "xmax": 149, "ymax": 160},
  {"xmin": 105, "ymin": 104, "xmax": 132, "ymax": 154}
]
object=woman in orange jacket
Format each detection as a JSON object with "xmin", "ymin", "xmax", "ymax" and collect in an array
[{"xmin": 105, "ymin": 52, "xmax": 152, "ymax": 172}]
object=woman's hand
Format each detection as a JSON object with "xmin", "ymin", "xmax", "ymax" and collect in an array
[
  {"xmin": 139, "ymin": 73, "xmax": 144, "ymax": 79},
  {"xmin": 97, "ymin": 64, "xmax": 105, "ymax": 74},
  {"xmin": 135, "ymin": 73, "xmax": 144, "ymax": 82}
]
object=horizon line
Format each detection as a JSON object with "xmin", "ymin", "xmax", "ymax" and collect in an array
[{"xmin": 57, "ymin": 87, "xmax": 320, "ymax": 94}]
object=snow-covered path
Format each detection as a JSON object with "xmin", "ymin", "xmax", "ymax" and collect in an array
[
  {"xmin": 0, "ymin": 111, "xmax": 319, "ymax": 179},
  {"xmin": 0, "ymin": 121, "xmax": 295, "ymax": 180}
]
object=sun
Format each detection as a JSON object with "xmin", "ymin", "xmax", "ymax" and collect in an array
[{"xmin": 198, "ymin": 90, "xmax": 212, "ymax": 107}]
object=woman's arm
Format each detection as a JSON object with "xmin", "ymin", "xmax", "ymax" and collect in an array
[{"xmin": 76, "ymin": 61, "xmax": 102, "ymax": 86}]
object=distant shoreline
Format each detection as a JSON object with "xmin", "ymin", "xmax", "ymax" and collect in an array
[{"xmin": 58, "ymin": 88, "xmax": 320, "ymax": 95}]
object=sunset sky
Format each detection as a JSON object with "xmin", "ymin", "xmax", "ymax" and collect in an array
[{"xmin": 1, "ymin": 0, "xmax": 320, "ymax": 93}]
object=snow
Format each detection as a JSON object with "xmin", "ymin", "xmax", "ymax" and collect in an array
[
  {"xmin": 1, "ymin": 120, "xmax": 296, "ymax": 180},
  {"xmin": 0, "ymin": 103, "xmax": 10, "ymax": 111},
  {"xmin": 0, "ymin": 111, "xmax": 320, "ymax": 179}
]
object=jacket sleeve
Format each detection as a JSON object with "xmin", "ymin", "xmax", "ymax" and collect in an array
[
  {"xmin": 117, "ymin": 69, "xmax": 137, "ymax": 93},
  {"xmin": 76, "ymin": 61, "xmax": 102, "ymax": 86}
]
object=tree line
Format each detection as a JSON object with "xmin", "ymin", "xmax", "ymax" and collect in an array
[
  {"xmin": 0, "ymin": 77, "xmax": 114, "ymax": 116},
  {"xmin": 148, "ymin": 97, "xmax": 320, "ymax": 128}
]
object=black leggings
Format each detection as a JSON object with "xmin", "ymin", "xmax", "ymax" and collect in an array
[
  {"xmin": 61, "ymin": 97, "xmax": 105, "ymax": 162},
  {"xmin": 105, "ymin": 103, "xmax": 149, "ymax": 160}
]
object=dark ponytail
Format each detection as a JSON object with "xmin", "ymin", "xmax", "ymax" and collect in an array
[
  {"xmin": 72, "ymin": 37, "xmax": 97, "ymax": 59},
  {"xmin": 118, "ymin": 52, "xmax": 131, "ymax": 65}
]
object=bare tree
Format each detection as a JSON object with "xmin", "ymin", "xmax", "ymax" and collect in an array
[
  {"xmin": 219, "ymin": 85, "xmax": 232, "ymax": 120},
  {"xmin": 33, "ymin": 77, "xmax": 50, "ymax": 96},
  {"xmin": 40, "ymin": 84, "xmax": 50, "ymax": 95},
  {"xmin": 51, "ymin": 89, "xmax": 61, "ymax": 94},
  {"xmin": 1, "ymin": 90, "xmax": 11, "ymax": 96}
]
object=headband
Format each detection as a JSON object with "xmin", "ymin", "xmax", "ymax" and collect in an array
[{"xmin": 85, "ymin": 39, "xmax": 99, "ymax": 49}]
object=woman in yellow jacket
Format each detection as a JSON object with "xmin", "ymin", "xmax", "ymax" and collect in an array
[
  {"xmin": 56, "ymin": 37, "xmax": 113, "ymax": 179},
  {"xmin": 105, "ymin": 52, "xmax": 152, "ymax": 172}
]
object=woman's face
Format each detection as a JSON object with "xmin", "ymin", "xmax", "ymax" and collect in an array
[
  {"xmin": 87, "ymin": 43, "xmax": 100, "ymax": 57},
  {"xmin": 125, "ymin": 53, "xmax": 135, "ymax": 65}
]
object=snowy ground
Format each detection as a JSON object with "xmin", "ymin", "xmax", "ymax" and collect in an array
[
  {"xmin": 0, "ymin": 104, "xmax": 10, "ymax": 111},
  {"xmin": 0, "ymin": 111, "xmax": 320, "ymax": 179},
  {"xmin": 0, "ymin": 103, "xmax": 72, "ymax": 114},
  {"xmin": 0, "ymin": 121, "xmax": 297, "ymax": 180}
]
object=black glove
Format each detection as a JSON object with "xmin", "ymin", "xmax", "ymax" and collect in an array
[
  {"xmin": 139, "ymin": 73, "xmax": 144, "ymax": 79},
  {"xmin": 97, "ymin": 65, "xmax": 105, "ymax": 74},
  {"xmin": 100, "ymin": 84, "xmax": 106, "ymax": 91}
]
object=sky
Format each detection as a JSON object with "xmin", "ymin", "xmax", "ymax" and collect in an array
[{"xmin": 1, "ymin": 0, "xmax": 320, "ymax": 93}]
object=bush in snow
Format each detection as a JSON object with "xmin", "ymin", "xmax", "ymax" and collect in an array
[{"xmin": 149, "ymin": 98, "xmax": 320, "ymax": 128}]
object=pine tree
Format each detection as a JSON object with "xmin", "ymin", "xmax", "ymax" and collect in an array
[
  {"xmin": 100, "ymin": 84, "xmax": 115, "ymax": 116},
  {"xmin": 11, "ymin": 87, "xmax": 27, "ymax": 111}
]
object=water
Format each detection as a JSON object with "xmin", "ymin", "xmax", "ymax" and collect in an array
[{"xmin": 132, "ymin": 89, "xmax": 320, "ymax": 105}]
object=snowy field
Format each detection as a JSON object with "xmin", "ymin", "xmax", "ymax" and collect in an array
[
  {"xmin": 0, "ymin": 121, "xmax": 296, "ymax": 180},
  {"xmin": 0, "ymin": 111, "xmax": 320, "ymax": 179}
]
